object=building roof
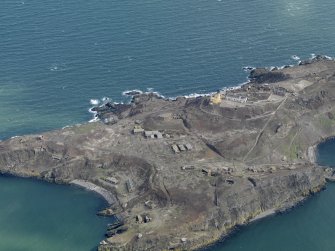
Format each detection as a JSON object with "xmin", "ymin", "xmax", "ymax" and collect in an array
[
  {"xmin": 133, "ymin": 128, "xmax": 144, "ymax": 133},
  {"xmin": 178, "ymin": 144, "xmax": 186, "ymax": 151},
  {"xmin": 172, "ymin": 145, "xmax": 180, "ymax": 153},
  {"xmin": 185, "ymin": 143, "xmax": 193, "ymax": 150}
]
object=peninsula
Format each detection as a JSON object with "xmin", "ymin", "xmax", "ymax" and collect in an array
[{"xmin": 1, "ymin": 56, "xmax": 335, "ymax": 250}]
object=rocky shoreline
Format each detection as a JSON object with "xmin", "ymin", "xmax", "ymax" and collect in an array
[{"xmin": 1, "ymin": 57, "xmax": 335, "ymax": 250}]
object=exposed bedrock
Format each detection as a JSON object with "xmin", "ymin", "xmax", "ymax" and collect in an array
[{"xmin": 249, "ymin": 68, "xmax": 290, "ymax": 84}]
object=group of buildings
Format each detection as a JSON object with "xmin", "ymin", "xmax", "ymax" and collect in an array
[
  {"xmin": 133, "ymin": 125, "xmax": 164, "ymax": 139},
  {"xmin": 210, "ymin": 91, "xmax": 248, "ymax": 105},
  {"xmin": 171, "ymin": 143, "xmax": 193, "ymax": 153},
  {"xmin": 132, "ymin": 124, "xmax": 194, "ymax": 154},
  {"xmin": 209, "ymin": 85, "xmax": 288, "ymax": 106}
]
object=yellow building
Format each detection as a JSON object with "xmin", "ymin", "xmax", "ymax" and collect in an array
[{"xmin": 210, "ymin": 93, "xmax": 223, "ymax": 105}]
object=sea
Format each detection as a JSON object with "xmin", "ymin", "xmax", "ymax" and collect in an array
[
  {"xmin": 1, "ymin": 0, "xmax": 335, "ymax": 250},
  {"xmin": 0, "ymin": 175, "xmax": 110, "ymax": 251}
]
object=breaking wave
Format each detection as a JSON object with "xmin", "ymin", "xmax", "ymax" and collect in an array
[{"xmin": 90, "ymin": 99, "xmax": 100, "ymax": 105}]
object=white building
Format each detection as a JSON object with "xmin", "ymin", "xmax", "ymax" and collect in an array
[{"xmin": 225, "ymin": 95, "xmax": 248, "ymax": 103}]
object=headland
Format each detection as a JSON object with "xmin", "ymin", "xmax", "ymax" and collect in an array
[{"xmin": 1, "ymin": 56, "xmax": 335, "ymax": 250}]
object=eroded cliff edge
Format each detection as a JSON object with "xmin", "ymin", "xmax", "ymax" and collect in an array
[{"xmin": 1, "ymin": 57, "xmax": 335, "ymax": 250}]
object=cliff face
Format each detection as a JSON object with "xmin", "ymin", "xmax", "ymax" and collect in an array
[
  {"xmin": 97, "ymin": 165, "xmax": 326, "ymax": 251},
  {"xmin": 216, "ymin": 167, "xmax": 325, "ymax": 228},
  {"xmin": 0, "ymin": 58, "xmax": 335, "ymax": 251}
]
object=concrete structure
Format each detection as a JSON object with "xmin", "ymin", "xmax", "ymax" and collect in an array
[
  {"xmin": 172, "ymin": 114, "xmax": 181, "ymax": 119},
  {"xmin": 133, "ymin": 125, "xmax": 144, "ymax": 134},
  {"xmin": 136, "ymin": 215, "xmax": 143, "ymax": 223},
  {"xmin": 172, "ymin": 143, "xmax": 193, "ymax": 153},
  {"xmin": 273, "ymin": 87, "xmax": 287, "ymax": 96},
  {"xmin": 210, "ymin": 93, "xmax": 223, "ymax": 105},
  {"xmin": 202, "ymin": 168, "xmax": 211, "ymax": 176},
  {"xmin": 172, "ymin": 144, "xmax": 180, "ymax": 153},
  {"xmin": 144, "ymin": 131, "xmax": 163, "ymax": 139},
  {"xmin": 226, "ymin": 95, "xmax": 248, "ymax": 103},
  {"xmin": 105, "ymin": 177, "xmax": 119, "ymax": 184},
  {"xmin": 178, "ymin": 144, "xmax": 186, "ymax": 151},
  {"xmin": 144, "ymin": 200, "xmax": 155, "ymax": 209},
  {"xmin": 126, "ymin": 178, "xmax": 135, "ymax": 193},
  {"xmin": 222, "ymin": 167, "xmax": 234, "ymax": 174},
  {"xmin": 144, "ymin": 215, "xmax": 152, "ymax": 223},
  {"xmin": 185, "ymin": 143, "xmax": 193, "ymax": 151}
]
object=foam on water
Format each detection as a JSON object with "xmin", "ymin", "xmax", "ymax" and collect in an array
[
  {"xmin": 102, "ymin": 97, "xmax": 111, "ymax": 102},
  {"xmin": 88, "ymin": 107, "xmax": 99, "ymax": 123},
  {"xmin": 49, "ymin": 63, "xmax": 67, "ymax": 72},
  {"xmin": 291, "ymin": 55, "xmax": 300, "ymax": 61},
  {"xmin": 122, "ymin": 90, "xmax": 143, "ymax": 96},
  {"xmin": 90, "ymin": 99, "xmax": 100, "ymax": 105},
  {"xmin": 145, "ymin": 91, "xmax": 165, "ymax": 99},
  {"xmin": 243, "ymin": 66, "xmax": 256, "ymax": 72}
]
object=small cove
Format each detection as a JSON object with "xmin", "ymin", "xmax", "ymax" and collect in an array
[
  {"xmin": 205, "ymin": 139, "xmax": 335, "ymax": 251},
  {"xmin": 0, "ymin": 175, "xmax": 110, "ymax": 251}
]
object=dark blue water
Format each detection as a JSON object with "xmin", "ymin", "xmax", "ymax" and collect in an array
[
  {"xmin": 1, "ymin": 0, "xmax": 335, "ymax": 139},
  {"xmin": 0, "ymin": 175, "xmax": 110, "ymax": 251},
  {"xmin": 317, "ymin": 139, "xmax": 335, "ymax": 167},
  {"xmin": 2, "ymin": 0, "xmax": 335, "ymax": 250}
]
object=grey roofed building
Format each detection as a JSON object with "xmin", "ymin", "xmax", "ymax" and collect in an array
[
  {"xmin": 144, "ymin": 131, "xmax": 154, "ymax": 137},
  {"xmin": 133, "ymin": 125, "xmax": 144, "ymax": 134},
  {"xmin": 144, "ymin": 130, "xmax": 163, "ymax": 139},
  {"xmin": 133, "ymin": 128, "xmax": 144, "ymax": 134},
  {"xmin": 106, "ymin": 177, "xmax": 119, "ymax": 184},
  {"xmin": 172, "ymin": 144, "xmax": 180, "ymax": 153},
  {"xmin": 178, "ymin": 144, "xmax": 186, "ymax": 151},
  {"xmin": 225, "ymin": 95, "xmax": 248, "ymax": 103},
  {"xmin": 184, "ymin": 143, "xmax": 193, "ymax": 150}
]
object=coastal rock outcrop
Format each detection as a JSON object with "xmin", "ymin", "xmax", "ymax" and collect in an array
[{"xmin": 249, "ymin": 68, "xmax": 290, "ymax": 84}]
